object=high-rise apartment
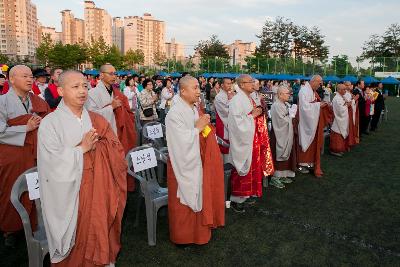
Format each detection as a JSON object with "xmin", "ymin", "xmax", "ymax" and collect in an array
[
  {"xmin": 0, "ymin": 0, "xmax": 38, "ymax": 59},
  {"xmin": 61, "ymin": 10, "xmax": 85, "ymax": 44},
  {"xmin": 165, "ymin": 38, "xmax": 185, "ymax": 61},
  {"xmin": 84, "ymin": 0, "xmax": 112, "ymax": 45}
]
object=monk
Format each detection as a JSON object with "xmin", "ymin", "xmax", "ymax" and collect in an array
[
  {"xmin": 38, "ymin": 70, "xmax": 127, "ymax": 266},
  {"xmin": 330, "ymin": 84, "xmax": 350, "ymax": 157},
  {"xmin": 44, "ymin": 68, "xmax": 63, "ymax": 111},
  {"xmin": 344, "ymin": 81, "xmax": 358, "ymax": 149},
  {"xmin": 270, "ymin": 85, "xmax": 297, "ymax": 189},
  {"xmin": 251, "ymin": 79, "xmax": 275, "ymax": 179},
  {"xmin": 86, "ymin": 63, "xmax": 136, "ymax": 191},
  {"xmin": 214, "ymin": 77, "xmax": 234, "ymax": 156},
  {"xmin": 297, "ymin": 75, "xmax": 332, "ymax": 177},
  {"xmin": 228, "ymin": 75, "xmax": 273, "ymax": 213},
  {"xmin": 166, "ymin": 76, "xmax": 225, "ymax": 245},
  {"xmin": 0, "ymin": 65, "xmax": 49, "ymax": 247}
]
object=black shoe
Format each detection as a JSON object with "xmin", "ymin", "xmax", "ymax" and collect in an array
[
  {"xmin": 175, "ymin": 244, "xmax": 191, "ymax": 249},
  {"xmin": 231, "ymin": 202, "xmax": 245, "ymax": 213},
  {"xmin": 330, "ymin": 151, "xmax": 343, "ymax": 157}
]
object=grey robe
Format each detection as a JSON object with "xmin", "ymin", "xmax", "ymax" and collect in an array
[
  {"xmin": 86, "ymin": 81, "xmax": 117, "ymax": 134},
  {"xmin": 0, "ymin": 88, "xmax": 31, "ymax": 146},
  {"xmin": 165, "ymin": 96, "xmax": 203, "ymax": 212},
  {"xmin": 38, "ymin": 100, "xmax": 92, "ymax": 263},
  {"xmin": 271, "ymin": 100, "xmax": 293, "ymax": 161}
]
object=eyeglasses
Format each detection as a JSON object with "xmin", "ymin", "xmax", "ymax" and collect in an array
[
  {"xmin": 242, "ymin": 81, "xmax": 255, "ymax": 84},
  {"xmin": 102, "ymin": 72, "xmax": 117, "ymax": 76}
]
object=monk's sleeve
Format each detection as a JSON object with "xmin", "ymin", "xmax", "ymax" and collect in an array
[
  {"xmin": 37, "ymin": 118, "xmax": 84, "ymax": 261},
  {"xmin": 0, "ymin": 99, "xmax": 27, "ymax": 146},
  {"xmin": 214, "ymin": 95, "xmax": 229, "ymax": 126},
  {"xmin": 228, "ymin": 97, "xmax": 255, "ymax": 176},
  {"xmin": 86, "ymin": 91, "xmax": 114, "ymax": 118},
  {"xmin": 166, "ymin": 111, "xmax": 203, "ymax": 212}
]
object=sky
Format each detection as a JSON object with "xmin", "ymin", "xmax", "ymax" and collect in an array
[{"xmin": 35, "ymin": 0, "xmax": 400, "ymax": 62}]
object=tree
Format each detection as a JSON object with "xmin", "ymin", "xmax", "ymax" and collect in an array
[
  {"xmin": 256, "ymin": 19, "xmax": 275, "ymax": 57},
  {"xmin": 48, "ymin": 42, "xmax": 87, "ymax": 69},
  {"xmin": 153, "ymin": 50, "xmax": 167, "ymax": 66},
  {"xmin": 270, "ymin": 17, "xmax": 294, "ymax": 58},
  {"xmin": 291, "ymin": 25, "xmax": 309, "ymax": 59},
  {"xmin": 256, "ymin": 17, "xmax": 329, "ymax": 62},
  {"xmin": 0, "ymin": 52, "xmax": 9, "ymax": 64},
  {"xmin": 36, "ymin": 34, "xmax": 53, "ymax": 65},
  {"xmin": 361, "ymin": 34, "xmax": 382, "ymax": 59},
  {"xmin": 360, "ymin": 24, "xmax": 400, "ymax": 72},
  {"xmin": 195, "ymin": 35, "xmax": 229, "ymax": 59},
  {"xmin": 124, "ymin": 49, "xmax": 145, "ymax": 69},
  {"xmin": 104, "ymin": 45, "xmax": 124, "ymax": 69},
  {"xmin": 381, "ymin": 23, "xmax": 400, "ymax": 57},
  {"xmin": 305, "ymin": 26, "xmax": 329, "ymax": 63},
  {"xmin": 87, "ymin": 36, "xmax": 110, "ymax": 68},
  {"xmin": 330, "ymin": 55, "xmax": 354, "ymax": 75}
]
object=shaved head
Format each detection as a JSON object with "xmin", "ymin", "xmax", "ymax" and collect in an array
[
  {"xmin": 337, "ymin": 83, "xmax": 346, "ymax": 95},
  {"xmin": 309, "ymin": 75, "xmax": 323, "ymax": 90},
  {"xmin": 179, "ymin": 76, "xmax": 200, "ymax": 105},
  {"xmin": 8, "ymin": 65, "xmax": 33, "ymax": 94},
  {"xmin": 236, "ymin": 74, "xmax": 255, "ymax": 94},
  {"xmin": 58, "ymin": 70, "xmax": 81, "ymax": 88},
  {"xmin": 9, "ymin": 65, "xmax": 31, "ymax": 79},
  {"xmin": 178, "ymin": 75, "xmax": 196, "ymax": 92}
]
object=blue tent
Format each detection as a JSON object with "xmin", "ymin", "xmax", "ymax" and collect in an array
[
  {"xmin": 363, "ymin": 76, "xmax": 379, "ymax": 85},
  {"xmin": 169, "ymin": 72, "xmax": 182, "ymax": 78},
  {"xmin": 156, "ymin": 71, "xmax": 168, "ymax": 77},
  {"xmin": 323, "ymin": 75, "xmax": 341, "ymax": 83},
  {"xmin": 341, "ymin": 75, "xmax": 358, "ymax": 83},
  {"xmin": 84, "ymin": 69, "xmax": 99, "ymax": 76},
  {"xmin": 381, "ymin": 76, "xmax": 400, "ymax": 85}
]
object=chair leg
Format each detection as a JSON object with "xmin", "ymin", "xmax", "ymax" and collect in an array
[
  {"xmin": 134, "ymin": 196, "xmax": 143, "ymax": 227},
  {"xmin": 151, "ymin": 206, "xmax": 159, "ymax": 246},
  {"xmin": 144, "ymin": 201, "xmax": 156, "ymax": 246}
]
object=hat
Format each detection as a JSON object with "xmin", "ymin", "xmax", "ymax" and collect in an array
[{"xmin": 33, "ymin": 68, "xmax": 50, "ymax": 78}]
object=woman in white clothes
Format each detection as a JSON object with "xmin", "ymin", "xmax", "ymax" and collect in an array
[
  {"xmin": 159, "ymin": 78, "xmax": 174, "ymax": 123},
  {"xmin": 123, "ymin": 76, "xmax": 140, "ymax": 111}
]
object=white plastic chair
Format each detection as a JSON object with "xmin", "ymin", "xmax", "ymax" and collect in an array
[
  {"xmin": 10, "ymin": 167, "xmax": 48, "ymax": 267},
  {"xmin": 142, "ymin": 121, "xmax": 167, "ymax": 149},
  {"xmin": 126, "ymin": 145, "xmax": 168, "ymax": 246},
  {"xmin": 216, "ymin": 136, "xmax": 232, "ymax": 201}
]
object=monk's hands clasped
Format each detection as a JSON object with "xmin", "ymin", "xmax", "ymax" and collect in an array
[
  {"xmin": 251, "ymin": 107, "xmax": 263, "ymax": 118},
  {"xmin": 111, "ymin": 97, "xmax": 122, "ymax": 109},
  {"xmin": 26, "ymin": 115, "xmax": 41, "ymax": 132},
  {"xmin": 81, "ymin": 128, "xmax": 99, "ymax": 153},
  {"xmin": 195, "ymin": 114, "xmax": 210, "ymax": 131}
]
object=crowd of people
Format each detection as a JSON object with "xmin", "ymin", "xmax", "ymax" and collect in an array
[{"xmin": 0, "ymin": 64, "xmax": 386, "ymax": 266}]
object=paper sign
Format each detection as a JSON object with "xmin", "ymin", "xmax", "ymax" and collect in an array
[
  {"xmin": 147, "ymin": 124, "xmax": 163, "ymax": 140},
  {"xmin": 25, "ymin": 172, "xmax": 40, "ymax": 200},
  {"xmin": 130, "ymin": 147, "xmax": 158, "ymax": 172}
]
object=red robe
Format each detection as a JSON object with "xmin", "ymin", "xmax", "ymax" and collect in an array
[
  {"xmin": 0, "ymin": 93, "xmax": 49, "ymax": 232},
  {"xmin": 215, "ymin": 112, "xmax": 229, "ymax": 154},
  {"xmin": 112, "ymin": 88, "xmax": 137, "ymax": 192},
  {"xmin": 231, "ymin": 99, "xmax": 274, "ymax": 197},
  {"xmin": 167, "ymin": 126, "xmax": 225, "ymax": 245},
  {"xmin": 297, "ymin": 93, "xmax": 333, "ymax": 177},
  {"xmin": 346, "ymin": 105, "xmax": 357, "ymax": 150},
  {"xmin": 54, "ymin": 112, "xmax": 127, "ymax": 267}
]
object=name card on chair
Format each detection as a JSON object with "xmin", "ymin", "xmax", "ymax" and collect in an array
[
  {"xmin": 147, "ymin": 124, "xmax": 163, "ymax": 139},
  {"xmin": 26, "ymin": 172, "xmax": 40, "ymax": 200},
  {"xmin": 130, "ymin": 147, "xmax": 158, "ymax": 172}
]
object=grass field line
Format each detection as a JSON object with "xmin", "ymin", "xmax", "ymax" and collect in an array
[{"xmin": 257, "ymin": 208, "xmax": 400, "ymax": 258}]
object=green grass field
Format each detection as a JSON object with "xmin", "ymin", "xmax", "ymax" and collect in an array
[{"xmin": 1, "ymin": 97, "xmax": 399, "ymax": 267}]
